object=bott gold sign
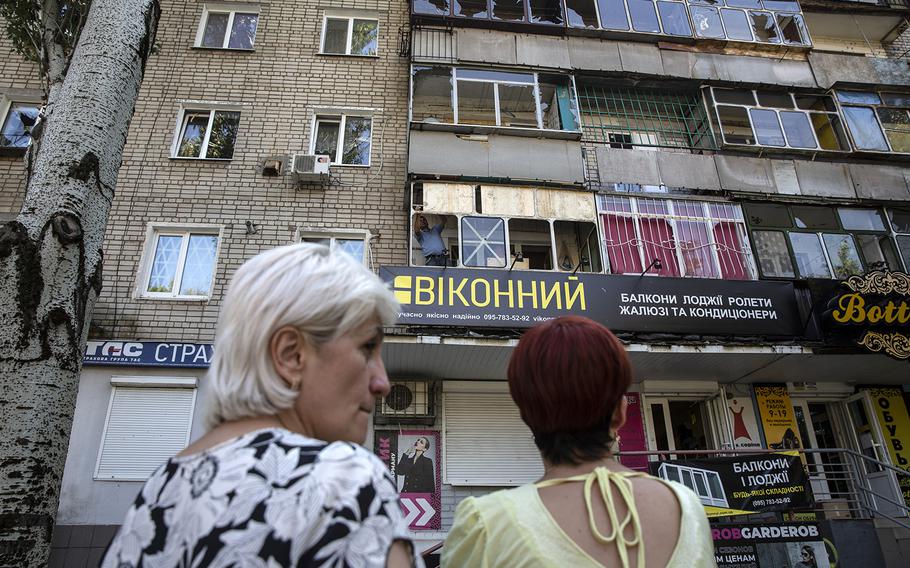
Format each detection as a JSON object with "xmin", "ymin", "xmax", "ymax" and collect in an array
[{"xmin": 829, "ymin": 270, "xmax": 910, "ymax": 360}]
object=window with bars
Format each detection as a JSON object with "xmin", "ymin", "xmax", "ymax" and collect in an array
[
  {"xmin": 598, "ymin": 195, "xmax": 755, "ymax": 280},
  {"xmin": 744, "ymin": 203, "xmax": 902, "ymax": 279},
  {"xmin": 578, "ymin": 84, "xmax": 717, "ymax": 150}
]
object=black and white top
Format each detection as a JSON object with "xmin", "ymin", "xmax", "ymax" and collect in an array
[{"xmin": 101, "ymin": 428, "xmax": 422, "ymax": 568}]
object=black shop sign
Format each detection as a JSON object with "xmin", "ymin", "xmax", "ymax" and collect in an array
[
  {"xmin": 712, "ymin": 523, "xmax": 831, "ymax": 568},
  {"xmin": 651, "ymin": 453, "xmax": 812, "ymax": 517},
  {"xmin": 382, "ymin": 266, "xmax": 803, "ymax": 336}
]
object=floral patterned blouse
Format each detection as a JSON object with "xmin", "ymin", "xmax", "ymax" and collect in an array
[{"xmin": 101, "ymin": 428, "xmax": 422, "ymax": 568}]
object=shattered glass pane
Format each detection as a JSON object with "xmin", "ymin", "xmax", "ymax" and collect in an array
[
  {"xmin": 455, "ymin": 0, "xmax": 489, "ymax": 18},
  {"xmin": 691, "ymin": 6, "xmax": 724, "ymax": 39},
  {"xmin": 412, "ymin": 66, "xmax": 454, "ymax": 123},
  {"xmin": 457, "ymin": 80, "xmax": 497, "ymax": 125},
  {"xmin": 492, "ymin": 0, "xmax": 525, "ymax": 21},
  {"xmin": 566, "ymin": 0, "xmax": 599, "ymax": 28},
  {"xmin": 529, "ymin": 0, "xmax": 564, "ymax": 24},
  {"xmin": 749, "ymin": 11, "xmax": 780, "ymax": 43},
  {"xmin": 776, "ymin": 13, "xmax": 806, "ymax": 45},
  {"xmin": 414, "ymin": 0, "xmax": 450, "ymax": 15}
]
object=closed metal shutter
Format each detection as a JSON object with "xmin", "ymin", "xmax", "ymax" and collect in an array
[
  {"xmin": 95, "ymin": 386, "xmax": 196, "ymax": 480},
  {"xmin": 444, "ymin": 391, "xmax": 543, "ymax": 486}
]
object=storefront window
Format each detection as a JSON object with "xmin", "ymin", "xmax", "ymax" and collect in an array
[
  {"xmin": 598, "ymin": 195, "xmax": 755, "ymax": 280},
  {"xmin": 745, "ymin": 203, "xmax": 901, "ymax": 279}
]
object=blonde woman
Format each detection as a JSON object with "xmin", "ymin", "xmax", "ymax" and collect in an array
[{"xmin": 103, "ymin": 244, "xmax": 421, "ymax": 568}]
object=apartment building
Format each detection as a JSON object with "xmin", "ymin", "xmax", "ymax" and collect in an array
[{"xmin": 1, "ymin": 0, "xmax": 910, "ymax": 565}]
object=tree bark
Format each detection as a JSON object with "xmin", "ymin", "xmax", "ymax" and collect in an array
[{"xmin": 0, "ymin": 1, "xmax": 159, "ymax": 566}]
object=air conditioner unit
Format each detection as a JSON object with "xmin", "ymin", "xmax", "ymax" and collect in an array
[
  {"xmin": 375, "ymin": 380, "xmax": 436, "ymax": 425},
  {"xmin": 290, "ymin": 154, "xmax": 330, "ymax": 177}
]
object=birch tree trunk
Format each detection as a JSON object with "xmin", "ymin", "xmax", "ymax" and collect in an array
[{"xmin": 0, "ymin": 1, "xmax": 159, "ymax": 565}]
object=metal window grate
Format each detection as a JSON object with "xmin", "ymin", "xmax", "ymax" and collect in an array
[
  {"xmin": 409, "ymin": 26, "xmax": 455, "ymax": 63},
  {"xmin": 578, "ymin": 84, "xmax": 717, "ymax": 151}
]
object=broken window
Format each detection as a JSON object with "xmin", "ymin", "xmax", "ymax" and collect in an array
[
  {"xmin": 717, "ymin": 106, "xmax": 754, "ymax": 145},
  {"xmin": 691, "ymin": 6, "xmax": 724, "ymax": 38},
  {"xmin": 749, "ymin": 11, "xmax": 780, "ymax": 43},
  {"xmin": 414, "ymin": 0, "xmax": 451, "ymax": 16},
  {"xmin": 492, "ymin": 0, "xmax": 526, "ymax": 21},
  {"xmin": 539, "ymin": 74, "xmax": 579, "ymax": 131},
  {"xmin": 529, "ymin": 0, "xmax": 564, "ymax": 24},
  {"xmin": 554, "ymin": 221, "xmax": 602, "ymax": 272},
  {"xmin": 457, "ymin": 81, "xmax": 497, "ymax": 126},
  {"xmin": 455, "ymin": 0, "xmax": 489, "ymax": 18},
  {"xmin": 508, "ymin": 219, "xmax": 553, "ymax": 270},
  {"xmin": 876, "ymin": 107, "xmax": 910, "ymax": 153},
  {"xmin": 566, "ymin": 0, "xmax": 598, "ymax": 28},
  {"xmin": 597, "ymin": 0, "xmax": 630, "ymax": 29},
  {"xmin": 412, "ymin": 66, "xmax": 454, "ymax": 124},
  {"xmin": 578, "ymin": 82, "xmax": 716, "ymax": 150},
  {"xmin": 0, "ymin": 102, "xmax": 39, "ymax": 148},
  {"xmin": 776, "ymin": 13, "xmax": 807, "ymax": 45}
]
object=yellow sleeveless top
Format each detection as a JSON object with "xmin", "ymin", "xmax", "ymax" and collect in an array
[{"xmin": 441, "ymin": 467, "xmax": 717, "ymax": 568}]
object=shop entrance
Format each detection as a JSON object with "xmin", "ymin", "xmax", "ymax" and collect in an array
[
  {"xmin": 645, "ymin": 398, "xmax": 717, "ymax": 456},
  {"xmin": 792, "ymin": 392, "xmax": 904, "ymax": 516}
]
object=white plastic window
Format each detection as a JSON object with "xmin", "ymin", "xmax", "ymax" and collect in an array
[
  {"xmin": 196, "ymin": 5, "xmax": 259, "ymax": 49},
  {"xmin": 321, "ymin": 16, "xmax": 379, "ymax": 56},
  {"xmin": 311, "ymin": 115, "xmax": 373, "ymax": 165},
  {"xmin": 140, "ymin": 226, "xmax": 221, "ymax": 299}
]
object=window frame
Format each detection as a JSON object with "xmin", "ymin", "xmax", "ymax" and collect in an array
[
  {"xmin": 94, "ymin": 376, "xmax": 197, "ymax": 481},
  {"xmin": 410, "ymin": 0, "xmax": 810, "ymax": 45},
  {"xmin": 598, "ymin": 194, "xmax": 757, "ymax": 280},
  {"xmin": 309, "ymin": 112, "xmax": 374, "ymax": 166},
  {"xmin": 409, "ymin": 65, "xmax": 581, "ymax": 134},
  {"xmin": 834, "ymin": 90, "xmax": 910, "ymax": 155},
  {"xmin": 706, "ymin": 87, "xmax": 849, "ymax": 153},
  {"xmin": 0, "ymin": 94, "xmax": 42, "ymax": 152},
  {"xmin": 409, "ymin": 185, "xmax": 602, "ymax": 272},
  {"xmin": 137, "ymin": 223, "xmax": 223, "ymax": 300},
  {"xmin": 319, "ymin": 15, "xmax": 380, "ymax": 57},
  {"xmin": 744, "ymin": 203, "xmax": 897, "ymax": 280},
  {"xmin": 170, "ymin": 105, "xmax": 242, "ymax": 160},
  {"xmin": 298, "ymin": 228, "xmax": 371, "ymax": 265},
  {"xmin": 194, "ymin": 3, "xmax": 260, "ymax": 50},
  {"xmin": 884, "ymin": 207, "xmax": 910, "ymax": 272}
]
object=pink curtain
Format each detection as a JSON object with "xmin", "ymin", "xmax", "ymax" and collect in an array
[
  {"xmin": 714, "ymin": 222, "xmax": 749, "ymax": 280},
  {"xmin": 639, "ymin": 218, "xmax": 680, "ymax": 277},
  {"xmin": 602, "ymin": 215, "xmax": 642, "ymax": 274}
]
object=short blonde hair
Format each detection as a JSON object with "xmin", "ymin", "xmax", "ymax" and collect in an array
[{"xmin": 205, "ymin": 243, "xmax": 398, "ymax": 426}]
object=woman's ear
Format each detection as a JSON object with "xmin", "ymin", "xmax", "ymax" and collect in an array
[
  {"xmin": 611, "ymin": 395, "xmax": 628, "ymax": 432},
  {"xmin": 270, "ymin": 326, "xmax": 308, "ymax": 389}
]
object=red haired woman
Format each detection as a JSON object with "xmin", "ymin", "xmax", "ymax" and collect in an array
[{"xmin": 443, "ymin": 316, "xmax": 715, "ymax": 567}]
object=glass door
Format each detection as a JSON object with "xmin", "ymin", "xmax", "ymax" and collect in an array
[
  {"xmin": 841, "ymin": 392, "xmax": 903, "ymax": 517},
  {"xmin": 792, "ymin": 400, "xmax": 850, "ymax": 501}
]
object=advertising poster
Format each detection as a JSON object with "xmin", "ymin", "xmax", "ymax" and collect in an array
[
  {"xmin": 754, "ymin": 385, "xmax": 803, "ymax": 451},
  {"xmin": 712, "ymin": 523, "xmax": 831, "ymax": 568},
  {"xmin": 653, "ymin": 453, "xmax": 811, "ymax": 517},
  {"xmin": 617, "ymin": 392, "xmax": 648, "ymax": 471},
  {"xmin": 863, "ymin": 387, "xmax": 910, "ymax": 508},
  {"xmin": 374, "ymin": 430, "xmax": 441, "ymax": 530},
  {"xmin": 727, "ymin": 386, "xmax": 763, "ymax": 450}
]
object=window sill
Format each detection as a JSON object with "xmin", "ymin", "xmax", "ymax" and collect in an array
[
  {"xmin": 191, "ymin": 46, "xmax": 256, "ymax": 53},
  {"xmin": 411, "ymin": 121, "xmax": 582, "ymax": 141},
  {"xmin": 168, "ymin": 156, "xmax": 233, "ymax": 162},
  {"xmin": 328, "ymin": 162, "xmax": 371, "ymax": 168},
  {"xmin": 316, "ymin": 52, "xmax": 380, "ymax": 59},
  {"xmin": 137, "ymin": 295, "xmax": 211, "ymax": 303}
]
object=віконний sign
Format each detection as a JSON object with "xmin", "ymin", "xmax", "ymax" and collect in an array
[{"xmin": 381, "ymin": 267, "xmax": 803, "ymax": 336}]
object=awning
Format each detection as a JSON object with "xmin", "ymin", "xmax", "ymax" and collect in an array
[{"xmin": 383, "ymin": 335, "xmax": 909, "ymax": 384}]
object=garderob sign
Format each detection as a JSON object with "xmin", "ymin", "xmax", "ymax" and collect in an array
[
  {"xmin": 712, "ymin": 523, "xmax": 830, "ymax": 568},
  {"xmin": 653, "ymin": 452, "xmax": 812, "ymax": 517}
]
